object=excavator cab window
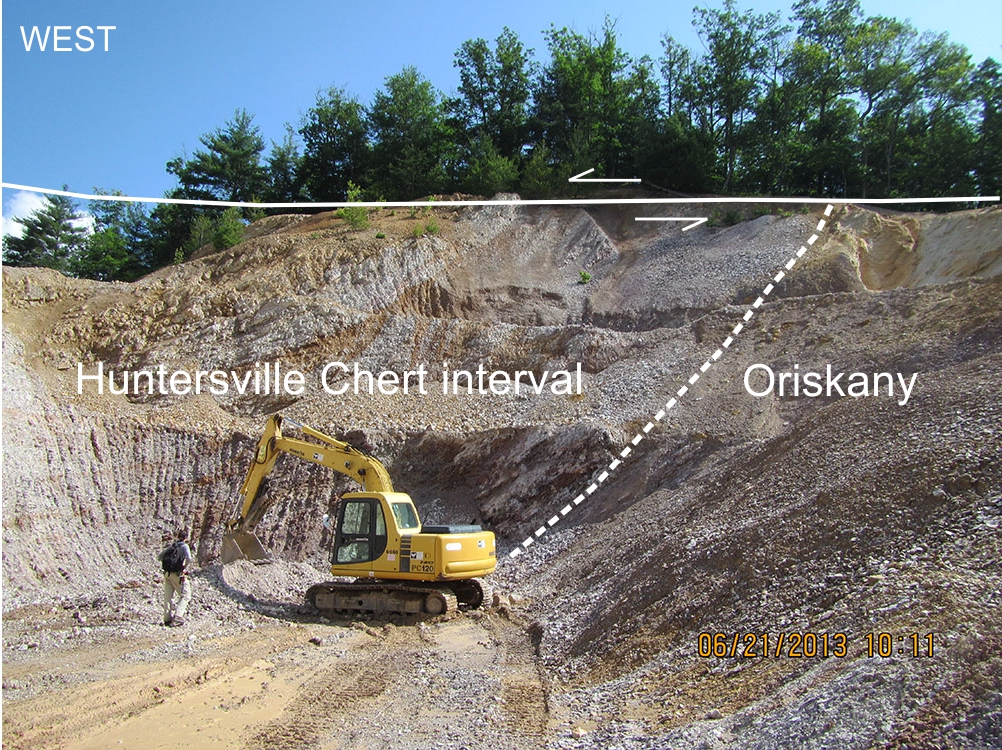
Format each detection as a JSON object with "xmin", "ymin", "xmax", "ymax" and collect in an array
[
  {"xmin": 391, "ymin": 502, "xmax": 419, "ymax": 530},
  {"xmin": 333, "ymin": 498, "xmax": 387, "ymax": 565}
]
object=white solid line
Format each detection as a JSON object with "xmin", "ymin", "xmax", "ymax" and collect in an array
[
  {"xmin": 3, "ymin": 183, "xmax": 995, "ymax": 209},
  {"xmin": 636, "ymin": 216, "xmax": 709, "ymax": 231},
  {"xmin": 569, "ymin": 168, "xmax": 642, "ymax": 183},
  {"xmin": 681, "ymin": 217, "xmax": 710, "ymax": 231}
]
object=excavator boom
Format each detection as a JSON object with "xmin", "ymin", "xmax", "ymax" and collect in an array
[{"xmin": 221, "ymin": 414, "xmax": 393, "ymax": 563}]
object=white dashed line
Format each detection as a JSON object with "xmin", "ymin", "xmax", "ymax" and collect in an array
[{"xmin": 508, "ymin": 205, "xmax": 835, "ymax": 558}]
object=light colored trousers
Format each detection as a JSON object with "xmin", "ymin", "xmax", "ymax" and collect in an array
[{"xmin": 163, "ymin": 572, "xmax": 191, "ymax": 622}]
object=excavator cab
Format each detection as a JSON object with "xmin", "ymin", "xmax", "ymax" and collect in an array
[
  {"xmin": 327, "ymin": 490, "xmax": 495, "ymax": 583},
  {"xmin": 331, "ymin": 495, "xmax": 390, "ymax": 564}
]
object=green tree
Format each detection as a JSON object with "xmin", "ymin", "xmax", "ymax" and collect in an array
[
  {"xmin": 72, "ymin": 191, "xmax": 151, "ymax": 280},
  {"xmin": 265, "ymin": 124, "xmax": 304, "ymax": 205},
  {"xmin": 169, "ymin": 109, "xmax": 267, "ymax": 205},
  {"xmin": 368, "ymin": 66, "xmax": 451, "ymax": 199},
  {"xmin": 188, "ymin": 213, "xmax": 215, "ymax": 253},
  {"xmin": 857, "ymin": 30, "xmax": 978, "ymax": 198},
  {"xmin": 299, "ymin": 87, "xmax": 370, "ymax": 201},
  {"xmin": 450, "ymin": 27, "xmax": 534, "ymax": 163},
  {"xmin": 846, "ymin": 15, "xmax": 917, "ymax": 197},
  {"xmin": 656, "ymin": 35, "xmax": 718, "ymax": 191},
  {"xmin": 693, "ymin": 0, "xmax": 781, "ymax": 191},
  {"xmin": 212, "ymin": 207, "xmax": 246, "ymax": 250},
  {"xmin": 144, "ymin": 198, "xmax": 203, "ymax": 268},
  {"xmin": 2, "ymin": 190, "xmax": 87, "ymax": 272},
  {"xmin": 659, "ymin": 36, "xmax": 693, "ymax": 121},
  {"xmin": 463, "ymin": 135, "xmax": 520, "ymax": 195},
  {"xmin": 74, "ymin": 226, "xmax": 131, "ymax": 280},
  {"xmin": 519, "ymin": 144, "xmax": 560, "ymax": 198},
  {"xmin": 623, "ymin": 55, "xmax": 662, "ymax": 147},
  {"xmin": 634, "ymin": 114, "xmax": 715, "ymax": 192},
  {"xmin": 532, "ymin": 20, "xmax": 635, "ymax": 180},
  {"xmin": 973, "ymin": 58, "xmax": 1002, "ymax": 196},
  {"xmin": 893, "ymin": 33, "xmax": 978, "ymax": 198},
  {"xmin": 787, "ymin": 0, "xmax": 864, "ymax": 194},
  {"xmin": 337, "ymin": 181, "xmax": 371, "ymax": 229}
]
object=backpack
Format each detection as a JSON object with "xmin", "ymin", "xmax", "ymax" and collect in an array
[{"xmin": 161, "ymin": 541, "xmax": 187, "ymax": 574}]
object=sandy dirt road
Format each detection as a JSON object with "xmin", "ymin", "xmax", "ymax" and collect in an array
[{"xmin": 2, "ymin": 564, "xmax": 551, "ymax": 750}]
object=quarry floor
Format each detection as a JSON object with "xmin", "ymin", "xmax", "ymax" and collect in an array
[
  {"xmin": 2, "ymin": 562, "xmax": 552, "ymax": 750},
  {"xmin": 4, "ymin": 203, "xmax": 1001, "ymax": 748}
]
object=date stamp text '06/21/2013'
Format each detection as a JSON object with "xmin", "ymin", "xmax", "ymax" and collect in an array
[{"xmin": 698, "ymin": 632, "xmax": 936, "ymax": 659}]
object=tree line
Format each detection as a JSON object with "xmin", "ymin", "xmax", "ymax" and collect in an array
[{"xmin": 5, "ymin": 0, "xmax": 1000, "ymax": 280}]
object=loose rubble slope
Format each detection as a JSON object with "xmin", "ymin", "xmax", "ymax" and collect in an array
[{"xmin": 2, "ymin": 199, "xmax": 1001, "ymax": 748}]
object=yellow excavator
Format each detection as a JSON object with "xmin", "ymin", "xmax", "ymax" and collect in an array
[{"xmin": 221, "ymin": 414, "xmax": 496, "ymax": 615}]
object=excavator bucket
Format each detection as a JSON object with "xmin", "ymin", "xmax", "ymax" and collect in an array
[{"xmin": 221, "ymin": 530, "xmax": 273, "ymax": 565}]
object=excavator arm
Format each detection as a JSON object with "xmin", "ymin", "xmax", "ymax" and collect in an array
[{"xmin": 221, "ymin": 414, "xmax": 394, "ymax": 563}]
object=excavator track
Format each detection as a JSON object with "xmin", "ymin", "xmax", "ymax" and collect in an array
[
  {"xmin": 453, "ymin": 577, "xmax": 493, "ymax": 610},
  {"xmin": 306, "ymin": 581, "xmax": 460, "ymax": 617}
]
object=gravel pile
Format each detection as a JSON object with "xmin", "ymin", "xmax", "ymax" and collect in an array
[{"xmin": 3, "ymin": 201, "xmax": 1000, "ymax": 748}]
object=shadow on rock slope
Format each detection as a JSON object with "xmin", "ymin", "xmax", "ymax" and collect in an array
[{"xmin": 2, "ymin": 199, "xmax": 1000, "ymax": 748}]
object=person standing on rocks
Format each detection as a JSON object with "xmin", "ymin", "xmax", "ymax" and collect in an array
[{"xmin": 159, "ymin": 528, "xmax": 193, "ymax": 627}]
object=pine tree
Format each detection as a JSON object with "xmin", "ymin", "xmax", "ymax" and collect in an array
[
  {"xmin": 368, "ymin": 67, "xmax": 451, "ymax": 199},
  {"xmin": 168, "ymin": 109, "xmax": 267, "ymax": 205},
  {"xmin": 2, "ymin": 190, "xmax": 87, "ymax": 272},
  {"xmin": 299, "ymin": 87, "xmax": 370, "ymax": 201}
]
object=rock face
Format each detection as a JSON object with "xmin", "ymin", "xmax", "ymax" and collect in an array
[{"xmin": 3, "ymin": 199, "xmax": 1001, "ymax": 747}]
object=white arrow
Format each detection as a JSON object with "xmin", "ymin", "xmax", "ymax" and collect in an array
[
  {"xmin": 568, "ymin": 168, "xmax": 642, "ymax": 184},
  {"xmin": 635, "ymin": 216, "xmax": 708, "ymax": 232}
]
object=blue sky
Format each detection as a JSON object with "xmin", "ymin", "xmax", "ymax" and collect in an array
[{"xmin": 2, "ymin": 0, "xmax": 1000, "ymax": 230}]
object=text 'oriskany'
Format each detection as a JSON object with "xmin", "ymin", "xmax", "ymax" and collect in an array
[{"xmin": 744, "ymin": 364, "xmax": 918, "ymax": 406}]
